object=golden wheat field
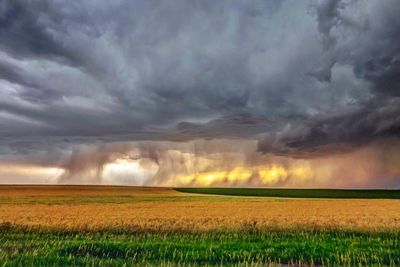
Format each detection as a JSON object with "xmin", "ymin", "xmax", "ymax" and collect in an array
[{"xmin": 1, "ymin": 185, "xmax": 400, "ymax": 231}]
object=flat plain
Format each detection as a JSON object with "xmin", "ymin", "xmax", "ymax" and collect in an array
[{"xmin": 1, "ymin": 185, "xmax": 400, "ymax": 266}]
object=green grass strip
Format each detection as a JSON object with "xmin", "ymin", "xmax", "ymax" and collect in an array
[
  {"xmin": 0, "ymin": 227, "xmax": 399, "ymax": 266},
  {"xmin": 176, "ymin": 188, "xmax": 400, "ymax": 199}
]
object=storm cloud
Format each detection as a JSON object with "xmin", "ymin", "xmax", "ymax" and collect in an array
[{"xmin": 0, "ymin": 0, "xmax": 399, "ymax": 185}]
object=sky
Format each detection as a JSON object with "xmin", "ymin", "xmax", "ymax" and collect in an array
[{"xmin": 0, "ymin": 0, "xmax": 399, "ymax": 187}]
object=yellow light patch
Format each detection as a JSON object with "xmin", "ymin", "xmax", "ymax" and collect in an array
[{"xmin": 258, "ymin": 165, "xmax": 288, "ymax": 184}]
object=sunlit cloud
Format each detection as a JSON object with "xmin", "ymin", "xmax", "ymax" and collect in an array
[{"xmin": 102, "ymin": 157, "xmax": 157, "ymax": 185}]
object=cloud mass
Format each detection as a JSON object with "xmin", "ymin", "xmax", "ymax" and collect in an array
[{"xmin": 0, "ymin": 0, "xmax": 399, "ymax": 187}]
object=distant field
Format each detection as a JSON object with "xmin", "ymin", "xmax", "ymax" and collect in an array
[
  {"xmin": 176, "ymin": 187, "xmax": 400, "ymax": 199},
  {"xmin": 1, "ymin": 185, "xmax": 400, "ymax": 265}
]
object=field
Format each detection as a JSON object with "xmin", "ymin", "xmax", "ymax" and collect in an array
[
  {"xmin": 1, "ymin": 185, "xmax": 400, "ymax": 266},
  {"xmin": 177, "ymin": 187, "xmax": 400, "ymax": 199}
]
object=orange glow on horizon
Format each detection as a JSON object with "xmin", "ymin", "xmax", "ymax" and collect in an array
[
  {"xmin": 163, "ymin": 164, "xmax": 316, "ymax": 186},
  {"xmin": 0, "ymin": 163, "xmax": 64, "ymax": 183}
]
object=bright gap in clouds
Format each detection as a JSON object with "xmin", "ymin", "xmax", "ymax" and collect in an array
[
  {"xmin": 101, "ymin": 158, "xmax": 157, "ymax": 185},
  {"xmin": 0, "ymin": 164, "xmax": 63, "ymax": 184}
]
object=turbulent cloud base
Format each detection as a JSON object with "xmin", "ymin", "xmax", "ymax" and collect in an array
[{"xmin": 0, "ymin": 0, "xmax": 399, "ymax": 187}]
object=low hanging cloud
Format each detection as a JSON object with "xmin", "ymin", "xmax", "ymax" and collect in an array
[
  {"xmin": 258, "ymin": 97, "xmax": 400, "ymax": 158},
  {"xmin": 13, "ymin": 139, "xmax": 396, "ymax": 188}
]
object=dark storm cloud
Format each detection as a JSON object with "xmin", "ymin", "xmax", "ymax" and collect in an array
[
  {"xmin": 0, "ymin": 0, "xmax": 399, "ymax": 160},
  {"xmin": 258, "ymin": 98, "xmax": 400, "ymax": 158},
  {"xmin": 0, "ymin": 0, "xmax": 77, "ymax": 63},
  {"xmin": 258, "ymin": 0, "xmax": 400, "ymax": 157}
]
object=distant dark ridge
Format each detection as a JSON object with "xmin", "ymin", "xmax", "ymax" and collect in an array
[{"xmin": 175, "ymin": 188, "xmax": 400, "ymax": 199}]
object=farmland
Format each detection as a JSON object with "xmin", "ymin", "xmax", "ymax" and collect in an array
[
  {"xmin": 177, "ymin": 187, "xmax": 400, "ymax": 199},
  {"xmin": 1, "ymin": 185, "xmax": 400, "ymax": 265}
]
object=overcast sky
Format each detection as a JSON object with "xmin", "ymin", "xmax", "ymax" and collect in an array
[{"xmin": 0, "ymin": 0, "xmax": 399, "ymax": 186}]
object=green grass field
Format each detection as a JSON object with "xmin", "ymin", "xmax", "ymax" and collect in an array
[
  {"xmin": 1, "ymin": 226, "xmax": 400, "ymax": 266},
  {"xmin": 176, "ymin": 188, "xmax": 400, "ymax": 199}
]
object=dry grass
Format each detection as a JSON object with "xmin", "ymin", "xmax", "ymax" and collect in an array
[{"xmin": 1, "ymin": 185, "xmax": 400, "ymax": 231}]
